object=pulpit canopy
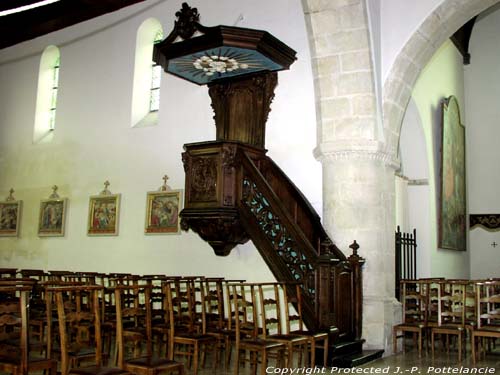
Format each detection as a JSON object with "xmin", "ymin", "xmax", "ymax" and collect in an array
[{"xmin": 153, "ymin": 2, "xmax": 296, "ymax": 85}]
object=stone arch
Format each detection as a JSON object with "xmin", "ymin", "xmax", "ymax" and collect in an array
[
  {"xmin": 383, "ymin": 0, "xmax": 500, "ymax": 157},
  {"xmin": 300, "ymin": 0, "xmax": 500, "ymax": 351}
]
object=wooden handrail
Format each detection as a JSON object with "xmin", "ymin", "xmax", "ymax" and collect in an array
[
  {"xmin": 259, "ymin": 157, "xmax": 346, "ymax": 260},
  {"xmin": 239, "ymin": 151, "xmax": 319, "ymax": 262}
]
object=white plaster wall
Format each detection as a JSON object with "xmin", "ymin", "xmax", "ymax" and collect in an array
[
  {"xmin": 0, "ymin": 0, "xmax": 320, "ymax": 278},
  {"xmin": 464, "ymin": 5, "xmax": 500, "ymax": 279},
  {"xmin": 410, "ymin": 40, "xmax": 469, "ymax": 278},
  {"xmin": 379, "ymin": 0, "xmax": 441, "ymax": 83},
  {"xmin": 399, "ymin": 98, "xmax": 432, "ymax": 278}
]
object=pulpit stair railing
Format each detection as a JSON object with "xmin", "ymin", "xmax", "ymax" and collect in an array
[{"xmin": 238, "ymin": 149, "xmax": 363, "ymax": 341}]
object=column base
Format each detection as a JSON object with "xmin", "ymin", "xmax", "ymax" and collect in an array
[{"xmin": 362, "ymin": 295, "xmax": 402, "ymax": 355}]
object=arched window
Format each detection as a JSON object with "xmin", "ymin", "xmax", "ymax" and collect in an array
[
  {"xmin": 131, "ymin": 18, "xmax": 164, "ymax": 127},
  {"xmin": 149, "ymin": 29, "xmax": 163, "ymax": 112},
  {"xmin": 33, "ymin": 45, "xmax": 60, "ymax": 143}
]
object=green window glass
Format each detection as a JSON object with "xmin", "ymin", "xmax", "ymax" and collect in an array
[
  {"xmin": 49, "ymin": 58, "xmax": 60, "ymax": 130},
  {"xmin": 149, "ymin": 30, "xmax": 164, "ymax": 112}
]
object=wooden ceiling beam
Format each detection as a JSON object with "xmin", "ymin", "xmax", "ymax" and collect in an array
[
  {"xmin": 450, "ymin": 16, "xmax": 477, "ymax": 65},
  {"xmin": 0, "ymin": 0, "xmax": 42, "ymax": 12},
  {"xmin": 0, "ymin": 0, "xmax": 146, "ymax": 50}
]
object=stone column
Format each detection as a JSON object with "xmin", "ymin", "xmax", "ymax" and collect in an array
[
  {"xmin": 303, "ymin": 0, "xmax": 401, "ymax": 351},
  {"xmin": 315, "ymin": 147, "xmax": 400, "ymax": 351}
]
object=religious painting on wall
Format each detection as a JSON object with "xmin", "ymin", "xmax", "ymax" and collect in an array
[
  {"xmin": 38, "ymin": 185, "xmax": 67, "ymax": 237},
  {"xmin": 439, "ymin": 96, "xmax": 466, "ymax": 251},
  {"xmin": 87, "ymin": 181, "xmax": 120, "ymax": 236},
  {"xmin": 0, "ymin": 189, "xmax": 21, "ymax": 237},
  {"xmin": 145, "ymin": 175, "xmax": 183, "ymax": 234}
]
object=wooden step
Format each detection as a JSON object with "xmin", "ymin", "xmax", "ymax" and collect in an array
[
  {"xmin": 332, "ymin": 349, "xmax": 385, "ymax": 368},
  {"xmin": 331, "ymin": 339, "xmax": 364, "ymax": 358}
]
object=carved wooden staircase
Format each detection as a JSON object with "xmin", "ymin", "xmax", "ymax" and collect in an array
[
  {"xmin": 154, "ymin": 3, "xmax": 383, "ymax": 365},
  {"xmin": 180, "ymin": 140, "xmax": 382, "ymax": 365}
]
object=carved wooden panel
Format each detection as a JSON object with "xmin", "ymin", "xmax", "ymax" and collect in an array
[
  {"xmin": 242, "ymin": 177, "xmax": 316, "ymax": 302},
  {"xmin": 334, "ymin": 263, "xmax": 354, "ymax": 339},
  {"xmin": 208, "ymin": 72, "xmax": 277, "ymax": 148},
  {"xmin": 190, "ymin": 156, "xmax": 217, "ymax": 202}
]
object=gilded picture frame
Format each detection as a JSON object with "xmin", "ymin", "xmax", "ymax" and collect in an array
[
  {"xmin": 439, "ymin": 96, "xmax": 466, "ymax": 251},
  {"xmin": 0, "ymin": 201, "xmax": 22, "ymax": 237},
  {"xmin": 145, "ymin": 190, "xmax": 183, "ymax": 234},
  {"xmin": 87, "ymin": 194, "xmax": 120, "ymax": 236},
  {"xmin": 38, "ymin": 198, "xmax": 67, "ymax": 237}
]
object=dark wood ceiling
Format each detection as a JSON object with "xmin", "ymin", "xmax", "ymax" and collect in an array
[
  {"xmin": 0, "ymin": 0, "xmax": 481, "ymax": 65},
  {"xmin": 0, "ymin": 0, "xmax": 147, "ymax": 50}
]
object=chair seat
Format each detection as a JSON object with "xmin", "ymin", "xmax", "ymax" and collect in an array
[
  {"xmin": 28, "ymin": 358, "xmax": 57, "ymax": 371},
  {"xmin": 289, "ymin": 330, "xmax": 328, "ymax": 339},
  {"xmin": 123, "ymin": 330, "xmax": 144, "ymax": 341},
  {"xmin": 267, "ymin": 333, "xmax": 308, "ymax": 343},
  {"xmin": 433, "ymin": 325, "xmax": 465, "ymax": 331},
  {"xmin": 0, "ymin": 356, "xmax": 19, "ymax": 365},
  {"xmin": 394, "ymin": 322, "xmax": 426, "ymax": 329},
  {"xmin": 240, "ymin": 338, "xmax": 285, "ymax": 350},
  {"xmin": 207, "ymin": 327, "xmax": 236, "ymax": 337},
  {"xmin": 0, "ymin": 356, "xmax": 54, "ymax": 365},
  {"xmin": 68, "ymin": 347, "xmax": 97, "ymax": 357},
  {"xmin": 175, "ymin": 333, "xmax": 215, "ymax": 341},
  {"xmin": 0, "ymin": 357, "xmax": 57, "ymax": 375},
  {"xmin": 70, "ymin": 365, "xmax": 129, "ymax": 375},
  {"xmin": 126, "ymin": 356, "xmax": 183, "ymax": 369},
  {"xmin": 474, "ymin": 325, "xmax": 500, "ymax": 333}
]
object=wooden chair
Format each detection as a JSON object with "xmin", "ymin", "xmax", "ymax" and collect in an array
[
  {"xmin": 257, "ymin": 283, "xmax": 307, "ymax": 367},
  {"xmin": 430, "ymin": 280, "xmax": 467, "ymax": 361},
  {"xmin": 282, "ymin": 283, "xmax": 329, "ymax": 367},
  {"xmin": 199, "ymin": 278, "xmax": 230, "ymax": 367},
  {"xmin": 231, "ymin": 284, "xmax": 285, "ymax": 375},
  {"xmin": 471, "ymin": 280, "xmax": 500, "ymax": 364},
  {"xmin": 393, "ymin": 279, "xmax": 428, "ymax": 356},
  {"xmin": 0, "ymin": 268, "xmax": 17, "ymax": 278},
  {"xmin": 114, "ymin": 284, "xmax": 184, "ymax": 375},
  {"xmin": 114, "ymin": 282, "xmax": 149, "ymax": 360},
  {"xmin": 142, "ymin": 275, "xmax": 169, "ymax": 356},
  {"xmin": 15, "ymin": 270, "xmax": 48, "ymax": 350},
  {"xmin": 0, "ymin": 283, "xmax": 57, "ymax": 375},
  {"xmin": 164, "ymin": 281, "xmax": 217, "ymax": 375},
  {"xmin": 202, "ymin": 279, "xmax": 246, "ymax": 369},
  {"xmin": 50, "ymin": 284, "xmax": 128, "ymax": 375}
]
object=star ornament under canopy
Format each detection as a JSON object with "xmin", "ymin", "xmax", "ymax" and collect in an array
[{"xmin": 153, "ymin": 3, "xmax": 296, "ymax": 85}]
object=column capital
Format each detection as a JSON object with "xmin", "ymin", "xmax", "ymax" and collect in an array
[{"xmin": 314, "ymin": 140, "xmax": 400, "ymax": 170}]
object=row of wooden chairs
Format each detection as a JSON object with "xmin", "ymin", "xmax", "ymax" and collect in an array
[
  {"xmin": 393, "ymin": 278, "xmax": 500, "ymax": 363},
  {"xmin": 0, "ymin": 271, "xmax": 330, "ymax": 375}
]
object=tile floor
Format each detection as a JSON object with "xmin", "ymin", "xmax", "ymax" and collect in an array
[
  {"xmin": 3, "ymin": 341, "xmax": 497, "ymax": 374},
  {"xmin": 195, "ymin": 346, "xmax": 500, "ymax": 375}
]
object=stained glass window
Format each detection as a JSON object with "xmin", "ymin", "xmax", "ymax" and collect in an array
[
  {"xmin": 149, "ymin": 30, "xmax": 163, "ymax": 112},
  {"xmin": 49, "ymin": 57, "xmax": 60, "ymax": 130}
]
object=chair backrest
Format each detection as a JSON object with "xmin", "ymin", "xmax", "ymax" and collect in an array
[
  {"xmin": 143, "ymin": 275, "xmax": 167, "ymax": 321},
  {"xmin": 258, "ymin": 283, "xmax": 282, "ymax": 338},
  {"xmin": 222, "ymin": 280, "xmax": 245, "ymax": 331},
  {"xmin": 48, "ymin": 285, "xmax": 104, "ymax": 375},
  {"xmin": 170, "ymin": 279, "xmax": 197, "ymax": 333},
  {"xmin": 282, "ymin": 283, "xmax": 304, "ymax": 333},
  {"xmin": 400, "ymin": 279, "xmax": 428, "ymax": 324},
  {"xmin": 436, "ymin": 280, "xmax": 466, "ymax": 327},
  {"xmin": 0, "ymin": 284, "xmax": 31, "ymax": 375},
  {"xmin": 230, "ymin": 283, "xmax": 258, "ymax": 343},
  {"xmin": 475, "ymin": 280, "xmax": 500, "ymax": 329},
  {"xmin": 0, "ymin": 268, "xmax": 17, "ymax": 278},
  {"xmin": 114, "ymin": 284, "xmax": 152, "ymax": 367},
  {"xmin": 201, "ymin": 278, "xmax": 225, "ymax": 331}
]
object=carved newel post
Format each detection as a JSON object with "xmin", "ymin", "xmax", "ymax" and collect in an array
[
  {"xmin": 153, "ymin": 3, "xmax": 296, "ymax": 255},
  {"xmin": 348, "ymin": 240, "xmax": 365, "ymax": 340}
]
